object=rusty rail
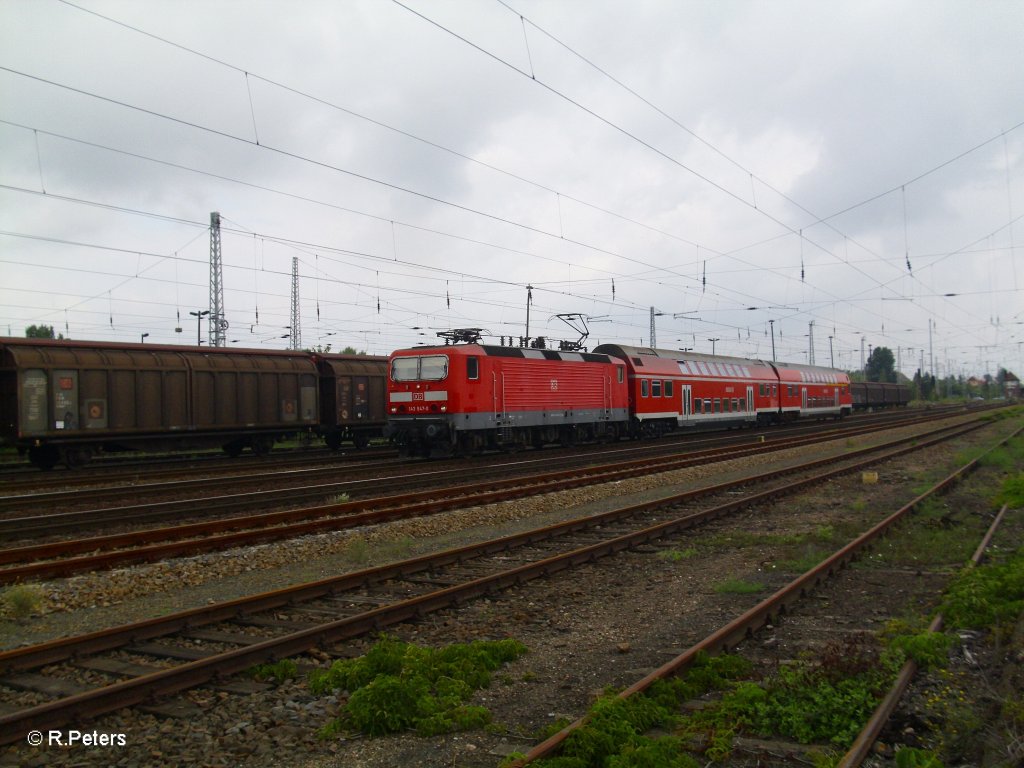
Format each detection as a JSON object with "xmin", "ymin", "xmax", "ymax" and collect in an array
[{"xmin": 836, "ymin": 503, "xmax": 1011, "ymax": 767}]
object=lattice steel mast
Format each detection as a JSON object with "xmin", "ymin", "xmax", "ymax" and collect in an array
[
  {"xmin": 209, "ymin": 211, "xmax": 227, "ymax": 347},
  {"xmin": 290, "ymin": 257, "xmax": 301, "ymax": 350}
]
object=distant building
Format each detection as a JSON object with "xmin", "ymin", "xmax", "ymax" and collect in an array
[{"xmin": 1004, "ymin": 372, "xmax": 1020, "ymax": 399}]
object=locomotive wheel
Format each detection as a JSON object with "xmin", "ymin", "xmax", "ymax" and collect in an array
[{"xmin": 28, "ymin": 445, "xmax": 60, "ymax": 471}]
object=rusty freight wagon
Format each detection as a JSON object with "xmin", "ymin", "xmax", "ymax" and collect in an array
[
  {"xmin": 0, "ymin": 338, "xmax": 319, "ymax": 469},
  {"xmin": 314, "ymin": 352, "xmax": 388, "ymax": 449}
]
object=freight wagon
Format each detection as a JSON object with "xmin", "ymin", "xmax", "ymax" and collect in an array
[
  {"xmin": 850, "ymin": 380, "xmax": 910, "ymax": 409},
  {"xmin": 0, "ymin": 338, "xmax": 388, "ymax": 469},
  {"xmin": 315, "ymin": 352, "xmax": 388, "ymax": 450}
]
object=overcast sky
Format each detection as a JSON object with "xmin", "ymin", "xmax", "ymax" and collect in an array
[{"xmin": 1, "ymin": 0, "xmax": 1022, "ymax": 379}]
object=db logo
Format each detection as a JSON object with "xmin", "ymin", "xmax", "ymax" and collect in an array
[
  {"xmin": 412, "ymin": 392, "xmax": 424, "ymax": 401},
  {"xmin": 550, "ymin": 379, "xmax": 558, "ymax": 391}
]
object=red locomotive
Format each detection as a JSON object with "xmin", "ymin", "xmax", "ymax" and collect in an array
[
  {"xmin": 385, "ymin": 339, "xmax": 854, "ymax": 456},
  {"xmin": 384, "ymin": 342, "xmax": 629, "ymax": 456}
]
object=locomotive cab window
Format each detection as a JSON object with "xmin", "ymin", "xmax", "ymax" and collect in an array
[
  {"xmin": 391, "ymin": 355, "xmax": 449, "ymax": 382},
  {"xmin": 466, "ymin": 356, "xmax": 479, "ymax": 381},
  {"xmin": 617, "ymin": 366, "xmax": 624, "ymax": 383}
]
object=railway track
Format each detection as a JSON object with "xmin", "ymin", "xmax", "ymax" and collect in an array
[
  {"xmin": 510, "ymin": 429, "xmax": 1021, "ymax": 767},
  {"xmin": 0, "ymin": 405, "xmax": 977, "ymax": 505},
  {"xmin": 0, "ymin": 446, "xmax": 395, "ymax": 499},
  {"xmin": 0, "ymin": 411, "xmax": 990, "ymax": 583},
  {"xmin": 0, "ymin": 407, "xmax": 983, "ymax": 535},
  {"xmin": 0, "ymin": 413, "xmax": 1013, "ymax": 746}
]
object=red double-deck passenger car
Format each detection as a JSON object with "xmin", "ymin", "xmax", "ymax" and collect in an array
[{"xmin": 594, "ymin": 344, "xmax": 853, "ymax": 434}]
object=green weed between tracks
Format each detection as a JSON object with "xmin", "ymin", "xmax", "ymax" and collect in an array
[
  {"xmin": 309, "ymin": 635, "xmax": 527, "ymax": 738},
  {"xmin": 517, "ymin": 533, "xmax": 1021, "ymax": 764}
]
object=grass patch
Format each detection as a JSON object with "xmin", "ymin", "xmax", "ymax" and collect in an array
[
  {"xmin": 941, "ymin": 549, "xmax": 1024, "ymax": 639},
  {"xmin": 248, "ymin": 659, "xmax": 299, "ymax": 684},
  {"xmin": 995, "ymin": 472, "xmax": 1024, "ymax": 508},
  {"xmin": 658, "ymin": 548, "xmax": 698, "ymax": 562},
  {"xmin": 310, "ymin": 635, "xmax": 527, "ymax": 738},
  {"xmin": 520, "ymin": 652, "xmax": 750, "ymax": 768},
  {"xmin": 684, "ymin": 637, "xmax": 900, "ymax": 752},
  {"xmin": 777, "ymin": 549, "xmax": 829, "ymax": 573},
  {"xmin": 380, "ymin": 535, "xmax": 415, "ymax": 560},
  {"xmin": 714, "ymin": 578, "xmax": 764, "ymax": 595},
  {"xmin": 526, "ymin": 640, "xmax": 899, "ymax": 766},
  {"xmin": 859, "ymin": 498, "xmax": 976, "ymax": 568},
  {"xmin": 345, "ymin": 536, "xmax": 371, "ymax": 565},
  {"xmin": 1, "ymin": 584, "xmax": 43, "ymax": 620}
]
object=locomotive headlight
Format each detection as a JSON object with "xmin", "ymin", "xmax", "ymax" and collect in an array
[
  {"xmin": 441, "ymin": 406, "xmax": 447, "ymax": 412},
  {"xmin": 390, "ymin": 407, "xmax": 397, "ymax": 413}
]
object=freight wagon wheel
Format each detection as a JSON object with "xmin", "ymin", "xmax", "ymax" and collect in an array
[
  {"xmin": 325, "ymin": 433, "xmax": 343, "ymax": 451},
  {"xmin": 223, "ymin": 441, "xmax": 244, "ymax": 458},
  {"xmin": 61, "ymin": 447, "xmax": 92, "ymax": 469},
  {"xmin": 353, "ymin": 433, "xmax": 370, "ymax": 449},
  {"xmin": 252, "ymin": 437, "xmax": 273, "ymax": 456},
  {"xmin": 27, "ymin": 445, "xmax": 60, "ymax": 471}
]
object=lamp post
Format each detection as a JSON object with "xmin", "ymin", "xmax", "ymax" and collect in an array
[
  {"xmin": 828, "ymin": 336, "xmax": 834, "ymax": 368},
  {"xmin": 707, "ymin": 337, "xmax": 720, "ymax": 355},
  {"xmin": 768, "ymin": 320, "xmax": 776, "ymax": 362},
  {"xmin": 189, "ymin": 310, "xmax": 210, "ymax": 346},
  {"xmin": 140, "ymin": 333, "xmax": 149, "ymax": 344}
]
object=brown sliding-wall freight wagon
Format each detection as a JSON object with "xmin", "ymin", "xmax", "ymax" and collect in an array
[
  {"xmin": 0, "ymin": 337, "xmax": 319, "ymax": 469},
  {"xmin": 313, "ymin": 353, "xmax": 388, "ymax": 450}
]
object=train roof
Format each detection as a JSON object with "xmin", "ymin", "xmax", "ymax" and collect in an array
[
  {"xmin": 391, "ymin": 343, "xmax": 617, "ymax": 364},
  {"xmin": 594, "ymin": 343, "xmax": 847, "ymax": 375},
  {"xmin": 0, "ymin": 336, "xmax": 316, "ymax": 357},
  {"xmin": 594, "ymin": 343, "xmax": 770, "ymax": 368}
]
